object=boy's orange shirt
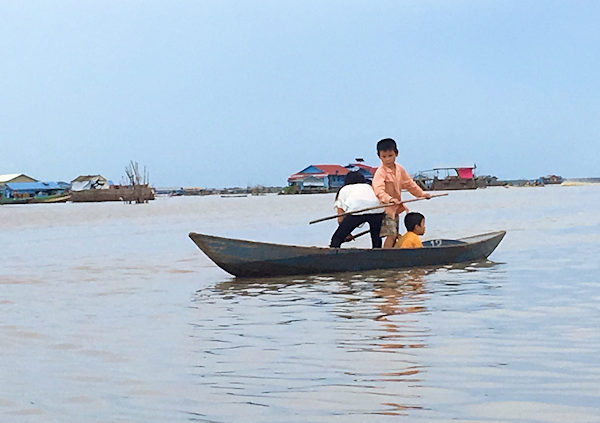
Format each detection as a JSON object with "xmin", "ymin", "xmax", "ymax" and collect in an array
[
  {"xmin": 395, "ymin": 231, "xmax": 423, "ymax": 249},
  {"xmin": 372, "ymin": 163, "xmax": 426, "ymax": 218}
]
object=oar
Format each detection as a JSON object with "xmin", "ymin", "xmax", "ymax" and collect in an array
[
  {"xmin": 344, "ymin": 229, "xmax": 370, "ymax": 242},
  {"xmin": 309, "ymin": 193, "xmax": 448, "ymax": 225}
]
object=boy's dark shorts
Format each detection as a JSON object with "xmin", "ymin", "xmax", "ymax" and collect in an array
[{"xmin": 379, "ymin": 214, "xmax": 399, "ymax": 238}]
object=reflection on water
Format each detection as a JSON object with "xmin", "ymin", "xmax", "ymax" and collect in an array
[{"xmin": 190, "ymin": 264, "xmax": 506, "ymax": 419}]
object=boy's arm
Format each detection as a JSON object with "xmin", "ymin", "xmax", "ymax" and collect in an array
[
  {"xmin": 372, "ymin": 168, "xmax": 400, "ymax": 203},
  {"xmin": 336, "ymin": 207, "xmax": 344, "ymax": 224},
  {"xmin": 399, "ymin": 166, "xmax": 431, "ymax": 199},
  {"xmin": 372, "ymin": 168, "xmax": 391, "ymax": 202}
]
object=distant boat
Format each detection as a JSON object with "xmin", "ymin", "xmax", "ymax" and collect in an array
[
  {"xmin": 414, "ymin": 166, "xmax": 478, "ymax": 191},
  {"xmin": 0, "ymin": 193, "xmax": 71, "ymax": 205},
  {"xmin": 189, "ymin": 231, "xmax": 506, "ymax": 277},
  {"xmin": 220, "ymin": 194, "xmax": 249, "ymax": 198},
  {"xmin": 540, "ymin": 175, "xmax": 564, "ymax": 185}
]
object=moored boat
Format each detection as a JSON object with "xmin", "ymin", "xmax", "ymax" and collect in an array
[
  {"xmin": 0, "ymin": 192, "xmax": 71, "ymax": 204},
  {"xmin": 189, "ymin": 231, "xmax": 506, "ymax": 277},
  {"xmin": 414, "ymin": 166, "xmax": 478, "ymax": 191},
  {"xmin": 1, "ymin": 181, "xmax": 70, "ymax": 205},
  {"xmin": 540, "ymin": 174, "xmax": 564, "ymax": 185},
  {"xmin": 31, "ymin": 193, "xmax": 71, "ymax": 203}
]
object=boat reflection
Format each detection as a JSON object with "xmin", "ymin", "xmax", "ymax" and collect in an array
[
  {"xmin": 210, "ymin": 260, "xmax": 501, "ymax": 295},
  {"xmin": 196, "ymin": 262, "xmax": 502, "ymax": 418},
  {"xmin": 373, "ymin": 269, "xmax": 429, "ymax": 351}
]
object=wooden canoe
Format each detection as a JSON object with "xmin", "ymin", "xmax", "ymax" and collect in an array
[{"xmin": 189, "ymin": 230, "xmax": 506, "ymax": 277}]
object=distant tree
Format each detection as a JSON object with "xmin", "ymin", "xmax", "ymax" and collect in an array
[{"xmin": 124, "ymin": 161, "xmax": 149, "ymax": 186}]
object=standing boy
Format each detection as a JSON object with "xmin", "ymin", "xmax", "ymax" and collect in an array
[{"xmin": 372, "ymin": 138, "xmax": 431, "ymax": 248}]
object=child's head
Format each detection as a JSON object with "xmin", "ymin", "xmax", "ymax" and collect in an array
[
  {"xmin": 335, "ymin": 171, "xmax": 366, "ymax": 200},
  {"xmin": 377, "ymin": 138, "xmax": 398, "ymax": 156},
  {"xmin": 343, "ymin": 171, "xmax": 366, "ymax": 186},
  {"xmin": 377, "ymin": 138, "xmax": 399, "ymax": 166},
  {"xmin": 404, "ymin": 212, "xmax": 425, "ymax": 235}
]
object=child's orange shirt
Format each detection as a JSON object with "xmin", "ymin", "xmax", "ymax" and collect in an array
[
  {"xmin": 372, "ymin": 163, "xmax": 426, "ymax": 218},
  {"xmin": 395, "ymin": 231, "xmax": 423, "ymax": 249}
]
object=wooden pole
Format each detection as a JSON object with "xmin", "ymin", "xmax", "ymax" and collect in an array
[
  {"xmin": 345, "ymin": 229, "xmax": 370, "ymax": 242},
  {"xmin": 308, "ymin": 193, "xmax": 448, "ymax": 225}
]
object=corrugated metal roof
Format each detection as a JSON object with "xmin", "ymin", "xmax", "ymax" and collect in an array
[
  {"xmin": 71, "ymin": 175, "xmax": 107, "ymax": 183},
  {"xmin": 287, "ymin": 163, "xmax": 384, "ymax": 183},
  {"xmin": 424, "ymin": 166, "xmax": 476, "ymax": 171},
  {"xmin": 288, "ymin": 173, "xmax": 326, "ymax": 181},
  {"xmin": 312, "ymin": 165, "xmax": 349, "ymax": 175},
  {"xmin": 5, "ymin": 182, "xmax": 63, "ymax": 191}
]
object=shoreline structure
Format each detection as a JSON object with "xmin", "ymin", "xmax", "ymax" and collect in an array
[
  {"xmin": 156, "ymin": 177, "xmax": 600, "ymax": 197},
  {"xmin": 3, "ymin": 174, "xmax": 598, "ymax": 204}
]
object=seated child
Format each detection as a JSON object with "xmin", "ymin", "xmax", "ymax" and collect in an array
[
  {"xmin": 395, "ymin": 212, "xmax": 425, "ymax": 248},
  {"xmin": 330, "ymin": 171, "xmax": 384, "ymax": 248}
]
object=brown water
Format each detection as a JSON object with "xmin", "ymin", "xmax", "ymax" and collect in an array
[{"xmin": 1, "ymin": 185, "xmax": 599, "ymax": 422}]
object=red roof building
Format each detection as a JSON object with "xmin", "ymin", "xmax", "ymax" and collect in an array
[
  {"xmin": 287, "ymin": 162, "xmax": 380, "ymax": 192},
  {"xmin": 287, "ymin": 164, "xmax": 350, "ymax": 191}
]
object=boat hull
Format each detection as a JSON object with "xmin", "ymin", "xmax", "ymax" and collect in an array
[
  {"xmin": 0, "ymin": 193, "xmax": 71, "ymax": 204},
  {"xmin": 189, "ymin": 231, "xmax": 506, "ymax": 277}
]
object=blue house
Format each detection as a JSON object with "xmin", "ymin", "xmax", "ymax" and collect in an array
[
  {"xmin": 287, "ymin": 165, "xmax": 350, "ymax": 191},
  {"xmin": 287, "ymin": 162, "xmax": 379, "ymax": 192},
  {"xmin": 1, "ymin": 182, "xmax": 68, "ymax": 201}
]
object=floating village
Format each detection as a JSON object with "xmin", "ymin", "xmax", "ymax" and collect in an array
[
  {"xmin": 0, "ymin": 162, "xmax": 154, "ymax": 205},
  {"xmin": 0, "ymin": 159, "xmax": 595, "ymax": 205}
]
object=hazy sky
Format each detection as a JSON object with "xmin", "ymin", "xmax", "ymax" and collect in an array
[{"xmin": 2, "ymin": 1, "xmax": 599, "ymax": 187}]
